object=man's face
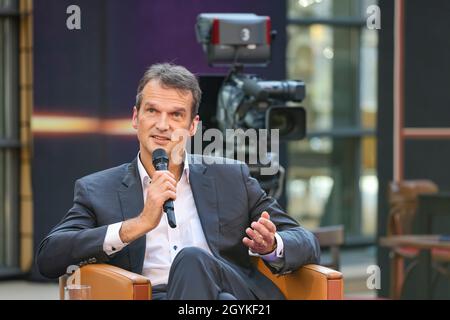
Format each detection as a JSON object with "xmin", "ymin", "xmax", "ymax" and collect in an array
[{"xmin": 132, "ymin": 79, "xmax": 199, "ymax": 163}]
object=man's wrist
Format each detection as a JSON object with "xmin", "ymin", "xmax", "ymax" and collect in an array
[
  {"xmin": 261, "ymin": 236, "xmax": 277, "ymax": 255},
  {"xmin": 118, "ymin": 220, "xmax": 130, "ymax": 244},
  {"xmin": 249, "ymin": 233, "xmax": 284, "ymax": 262},
  {"xmin": 104, "ymin": 222, "xmax": 128, "ymax": 255},
  {"xmin": 119, "ymin": 217, "xmax": 143, "ymax": 244}
]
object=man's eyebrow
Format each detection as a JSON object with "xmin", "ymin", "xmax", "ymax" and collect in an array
[
  {"xmin": 143, "ymin": 102, "xmax": 157, "ymax": 108},
  {"xmin": 171, "ymin": 107, "xmax": 187, "ymax": 113},
  {"xmin": 143, "ymin": 102, "xmax": 185, "ymax": 109},
  {"xmin": 142, "ymin": 102, "xmax": 187, "ymax": 113}
]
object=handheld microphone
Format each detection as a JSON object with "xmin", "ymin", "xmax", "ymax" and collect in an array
[{"xmin": 152, "ymin": 148, "xmax": 177, "ymax": 228}]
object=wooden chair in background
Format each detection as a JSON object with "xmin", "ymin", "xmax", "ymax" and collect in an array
[
  {"xmin": 313, "ymin": 225, "xmax": 344, "ymax": 271},
  {"xmin": 387, "ymin": 180, "xmax": 450, "ymax": 299}
]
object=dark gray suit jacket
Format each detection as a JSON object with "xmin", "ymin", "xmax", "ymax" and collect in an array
[{"xmin": 37, "ymin": 154, "xmax": 320, "ymax": 299}]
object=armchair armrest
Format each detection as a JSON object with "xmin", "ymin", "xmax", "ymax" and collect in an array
[
  {"xmin": 59, "ymin": 260, "xmax": 344, "ymax": 300},
  {"xmin": 256, "ymin": 259, "xmax": 344, "ymax": 300},
  {"xmin": 59, "ymin": 264, "xmax": 151, "ymax": 300}
]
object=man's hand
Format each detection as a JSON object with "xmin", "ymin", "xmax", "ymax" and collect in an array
[
  {"xmin": 119, "ymin": 170, "xmax": 177, "ymax": 243},
  {"xmin": 140, "ymin": 170, "xmax": 177, "ymax": 228},
  {"xmin": 242, "ymin": 211, "xmax": 277, "ymax": 255}
]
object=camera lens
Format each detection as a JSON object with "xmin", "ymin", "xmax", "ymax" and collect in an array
[
  {"xmin": 267, "ymin": 106, "xmax": 306, "ymax": 140},
  {"xmin": 258, "ymin": 80, "xmax": 305, "ymax": 102},
  {"xmin": 270, "ymin": 112, "xmax": 295, "ymax": 136}
]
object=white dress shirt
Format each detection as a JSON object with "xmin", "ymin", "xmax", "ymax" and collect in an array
[{"xmin": 103, "ymin": 152, "xmax": 284, "ymax": 286}]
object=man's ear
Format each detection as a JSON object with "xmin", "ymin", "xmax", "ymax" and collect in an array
[
  {"xmin": 189, "ymin": 115, "xmax": 200, "ymax": 137},
  {"xmin": 132, "ymin": 106, "xmax": 138, "ymax": 129}
]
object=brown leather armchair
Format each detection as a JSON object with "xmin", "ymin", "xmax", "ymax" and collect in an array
[{"xmin": 59, "ymin": 259, "xmax": 343, "ymax": 300}]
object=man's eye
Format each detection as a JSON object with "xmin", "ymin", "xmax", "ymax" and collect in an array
[
  {"xmin": 147, "ymin": 108, "xmax": 156, "ymax": 113},
  {"xmin": 173, "ymin": 112, "xmax": 183, "ymax": 118}
]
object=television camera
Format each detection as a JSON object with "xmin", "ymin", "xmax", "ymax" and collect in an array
[{"xmin": 196, "ymin": 13, "xmax": 307, "ymax": 198}]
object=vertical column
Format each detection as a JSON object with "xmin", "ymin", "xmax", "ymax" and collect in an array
[
  {"xmin": 19, "ymin": 0, "xmax": 33, "ymax": 272},
  {"xmin": 393, "ymin": 0, "xmax": 405, "ymax": 182}
]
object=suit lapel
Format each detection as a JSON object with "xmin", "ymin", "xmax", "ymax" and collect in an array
[
  {"xmin": 188, "ymin": 156, "xmax": 220, "ymax": 257},
  {"xmin": 117, "ymin": 158, "xmax": 146, "ymax": 274}
]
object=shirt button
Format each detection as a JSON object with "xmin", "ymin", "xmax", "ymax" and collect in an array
[{"xmin": 173, "ymin": 245, "xmax": 178, "ymax": 251}]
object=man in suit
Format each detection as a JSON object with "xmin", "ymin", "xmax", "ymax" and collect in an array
[{"xmin": 37, "ymin": 63, "xmax": 320, "ymax": 300}]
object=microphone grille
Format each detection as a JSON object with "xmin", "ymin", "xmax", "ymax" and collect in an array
[{"xmin": 152, "ymin": 148, "xmax": 168, "ymax": 163}]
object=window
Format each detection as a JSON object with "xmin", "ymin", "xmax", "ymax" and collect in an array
[
  {"xmin": 0, "ymin": 0, "xmax": 20, "ymax": 272},
  {"xmin": 286, "ymin": 0, "xmax": 378, "ymax": 243}
]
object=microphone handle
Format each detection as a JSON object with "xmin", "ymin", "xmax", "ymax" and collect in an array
[{"xmin": 164, "ymin": 203, "xmax": 177, "ymax": 228}]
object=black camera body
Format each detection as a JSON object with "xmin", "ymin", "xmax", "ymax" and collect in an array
[{"xmin": 217, "ymin": 69, "xmax": 306, "ymax": 141}]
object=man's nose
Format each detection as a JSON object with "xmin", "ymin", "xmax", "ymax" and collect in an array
[{"xmin": 155, "ymin": 113, "xmax": 169, "ymax": 131}]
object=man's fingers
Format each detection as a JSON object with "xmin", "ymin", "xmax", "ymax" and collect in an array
[
  {"xmin": 261, "ymin": 211, "xmax": 270, "ymax": 219},
  {"xmin": 153, "ymin": 170, "xmax": 176, "ymax": 180},
  {"xmin": 245, "ymin": 213, "xmax": 277, "ymax": 254},
  {"xmin": 242, "ymin": 237, "xmax": 254, "ymax": 248},
  {"xmin": 257, "ymin": 218, "xmax": 276, "ymax": 233},
  {"xmin": 251, "ymin": 221, "xmax": 272, "ymax": 240},
  {"xmin": 163, "ymin": 190, "xmax": 177, "ymax": 201},
  {"xmin": 245, "ymin": 227, "xmax": 258, "ymax": 240},
  {"xmin": 242, "ymin": 237, "xmax": 259, "ymax": 251},
  {"xmin": 161, "ymin": 181, "xmax": 176, "ymax": 193},
  {"xmin": 242, "ymin": 237, "xmax": 261, "ymax": 251},
  {"xmin": 246, "ymin": 228, "xmax": 265, "ymax": 245},
  {"xmin": 259, "ymin": 211, "xmax": 276, "ymax": 233},
  {"xmin": 153, "ymin": 171, "xmax": 177, "ymax": 186}
]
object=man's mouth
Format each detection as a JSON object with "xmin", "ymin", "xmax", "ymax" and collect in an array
[{"xmin": 151, "ymin": 135, "xmax": 171, "ymax": 142}]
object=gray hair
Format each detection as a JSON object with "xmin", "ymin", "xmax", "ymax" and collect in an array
[{"xmin": 135, "ymin": 63, "xmax": 202, "ymax": 119}]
